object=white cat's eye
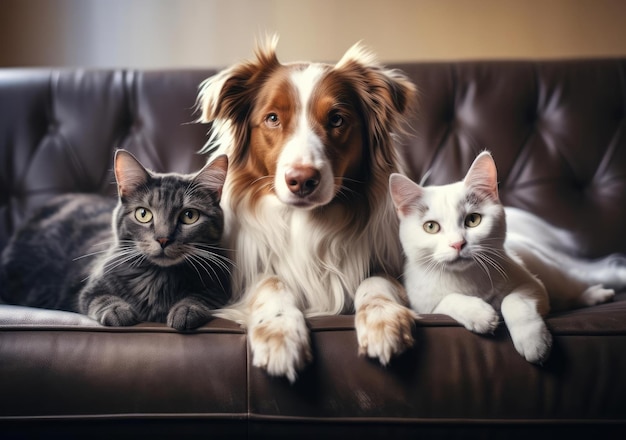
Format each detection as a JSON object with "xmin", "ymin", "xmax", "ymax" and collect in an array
[
  {"xmin": 423, "ymin": 221, "xmax": 441, "ymax": 234},
  {"xmin": 465, "ymin": 213, "xmax": 482, "ymax": 228},
  {"xmin": 134, "ymin": 207, "xmax": 153, "ymax": 223},
  {"xmin": 180, "ymin": 209, "xmax": 200, "ymax": 225}
]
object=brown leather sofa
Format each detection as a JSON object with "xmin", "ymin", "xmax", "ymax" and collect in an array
[{"xmin": 1, "ymin": 60, "xmax": 625, "ymax": 439}]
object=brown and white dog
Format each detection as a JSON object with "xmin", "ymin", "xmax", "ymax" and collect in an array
[{"xmin": 197, "ymin": 37, "xmax": 418, "ymax": 382}]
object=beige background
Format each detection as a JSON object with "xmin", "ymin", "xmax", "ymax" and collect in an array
[{"xmin": 1, "ymin": 0, "xmax": 626, "ymax": 68}]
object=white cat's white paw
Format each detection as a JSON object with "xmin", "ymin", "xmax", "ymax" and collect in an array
[
  {"xmin": 508, "ymin": 318, "xmax": 552, "ymax": 364},
  {"xmin": 580, "ymin": 284, "xmax": 615, "ymax": 306},
  {"xmin": 249, "ymin": 308, "xmax": 312, "ymax": 383},
  {"xmin": 355, "ymin": 298, "xmax": 418, "ymax": 365},
  {"xmin": 456, "ymin": 297, "xmax": 500, "ymax": 334}
]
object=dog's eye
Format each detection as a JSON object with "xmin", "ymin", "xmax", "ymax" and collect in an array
[
  {"xmin": 329, "ymin": 113, "xmax": 344, "ymax": 128},
  {"xmin": 265, "ymin": 113, "xmax": 280, "ymax": 128}
]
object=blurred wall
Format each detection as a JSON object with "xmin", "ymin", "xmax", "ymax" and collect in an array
[{"xmin": 1, "ymin": 0, "xmax": 626, "ymax": 68}]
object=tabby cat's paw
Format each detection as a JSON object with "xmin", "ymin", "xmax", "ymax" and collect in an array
[
  {"xmin": 99, "ymin": 301, "xmax": 138, "ymax": 326},
  {"xmin": 167, "ymin": 300, "xmax": 212, "ymax": 331}
]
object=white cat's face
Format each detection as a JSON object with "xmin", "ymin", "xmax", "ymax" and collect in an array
[
  {"xmin": 397, "ymin": 181, "xmax": 505, "ymax": 270},
  {"xmin": 390, "ymin": 151, "xmax": 506, "ymax": 272}
]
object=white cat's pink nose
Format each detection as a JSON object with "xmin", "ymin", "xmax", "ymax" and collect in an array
[{"xmin": 450, "ymin": 240, "xmax": 466, "ymax": 252}]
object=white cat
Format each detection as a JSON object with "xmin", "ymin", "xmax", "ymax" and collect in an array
[{"xmin": 389, "ymin": 151, "xmax": 623, "ymax": 363}]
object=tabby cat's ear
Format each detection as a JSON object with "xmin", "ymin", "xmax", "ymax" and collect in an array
[
  {"xmin": 193, "ymin": 154, "xmax": 229, "ymax": 202},
  {"xmin": 464, "ymin": 151, "xmax": 499, "ymax": 200},
  {"xmin": 389, "ymin": 173, "xmax": 424, "ymax": 218},
  {"xmin": 114, "ymin": 150, "xmax": 151, "ymax": 198}
]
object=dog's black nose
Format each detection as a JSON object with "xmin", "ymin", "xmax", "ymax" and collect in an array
[{"xmin": 285, "ymin": 166, "xmax": 320, "ymax": 197}]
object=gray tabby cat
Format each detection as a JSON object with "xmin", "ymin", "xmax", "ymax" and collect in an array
[
  {"xmin": 389, "ymin": 151, "xmax": 624, "ymax": 363},
  {"xmin": 0, "ymin": 149, "xmax": 231, "ymax": 330}
]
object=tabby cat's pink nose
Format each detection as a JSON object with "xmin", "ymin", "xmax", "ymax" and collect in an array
[{"xmin": 157, "ymin": 237, "xmax": 170, "ymax": 248}]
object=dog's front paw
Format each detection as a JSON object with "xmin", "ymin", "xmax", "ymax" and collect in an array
[
  {"xmin": 249, "ymin": 308, "xmax": 312, "ymax": 383},
  {"xmin": 355, "ymin": 297, "xmax": 418, "ymax": 365}
]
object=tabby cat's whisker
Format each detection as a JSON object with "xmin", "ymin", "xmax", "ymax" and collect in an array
[{"xmin": 192, "ymin": 248, "xmax": 235, "ymax": 271}]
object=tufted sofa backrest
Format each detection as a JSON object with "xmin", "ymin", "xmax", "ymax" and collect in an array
[
  {"xmin": 0, "ymin": 69, "xmax": 216, "ymax": 251},
  {"xmin": 396, "ymin": 60, "xmax": 626, "ymax": 258},
  {"xmin": 1, "ymin": 60, "xmax": 625, "ymax": 257}
]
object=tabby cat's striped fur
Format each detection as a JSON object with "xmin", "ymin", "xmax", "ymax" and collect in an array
[{"xmin": 0, "ymin": 150, "xmax": 231, "ymax": 330}]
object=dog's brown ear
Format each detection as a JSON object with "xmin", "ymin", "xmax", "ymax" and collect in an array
[
  {"xmin": 334, "ymin": 43, "xmax": 418, "ymax": 171},
  {"xmin": 196, "ymin": 36, "xmax": 282, "ymax": 162},
  {"xmin": 335, "ymin": 43, "xmax": 418, "ymax": 119},
  {"xmin": 196, "ymin": 35, "xmax": 281, "ymax": 123}
]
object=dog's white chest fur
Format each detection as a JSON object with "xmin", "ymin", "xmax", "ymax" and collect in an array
[{"xmin": 224, "ymin": 192, "xmax": 375, "ymax": 317}]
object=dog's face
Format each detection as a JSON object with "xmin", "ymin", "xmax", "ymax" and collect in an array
[
  {"xmin": 198, "ymin": 38, "xmax": 417, "ymax": 210},
  {"xmin": 247, "ymin": 65, "xmax": 366, "ymax": 208}
]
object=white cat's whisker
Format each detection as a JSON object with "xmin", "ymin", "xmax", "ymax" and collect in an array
[
  {"xmin": 423, "ymin": 259, "xmax": 445, "ymax": 280},
  {"xmin": 472, "ymin": 254, "xmax": 496, "ymax": 288},
  {"xmin": 478, "ymin": 248, "xmax": 511, "ymax": 278},
  {"xmin": 475, "ymin": 251, "xmax": 508, "ymax": 281}
]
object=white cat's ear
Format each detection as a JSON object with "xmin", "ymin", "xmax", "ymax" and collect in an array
[
  {"xmin": 114, "ymin": 149, "xmax": 151, "ymax": 198},
  {"xmin": 464, "ymin": 151, "xmax": 499, "ymax": 200},
  {"xmin": 389, "ymin": 173, "xmax": 424, "ymax": 217},
  {"xmin": 194, "ymin": 154, "xmax": 229, "ymax": 202}
]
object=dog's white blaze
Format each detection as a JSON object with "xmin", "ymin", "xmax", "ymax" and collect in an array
[{"xmin": 274, "ymin": 65, "xmax": 335, "ymax": 207}]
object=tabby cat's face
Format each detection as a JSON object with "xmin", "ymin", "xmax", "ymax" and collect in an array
[
  {"xmin": 113, "ymin": 151, "xmax": 228, "ymax": 268},
  {"xmin": 114, "ymin": 176, "xmax": 223, "ymax": 267}
]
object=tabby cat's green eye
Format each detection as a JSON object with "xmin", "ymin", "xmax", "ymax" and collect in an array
[
  {"xmin": 465, "ymin": 213, "xmax": 482, "ymax": 228},
  {"xmin": 423, "ymin": 221, "xmax": 441, "ymax": 234},
  {"xmin": 180, "ymin": 209, "xmax": 200, "ymax": 225},
  {"xmin": 134, "ymin": 207, "xmax": 153, "ymax": 223}
]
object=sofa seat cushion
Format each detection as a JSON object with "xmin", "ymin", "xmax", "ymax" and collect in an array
[
  {"xmin": 0, "ymin": 310, "xmax": 247, "ymax": 420},
  {"xmin": 2, "ymin": 294, "xmax": 625, "ymax": 423}
]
